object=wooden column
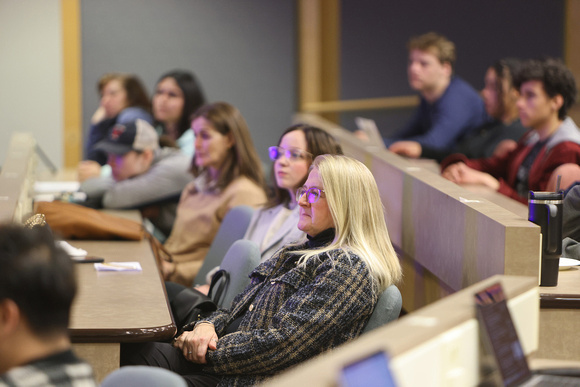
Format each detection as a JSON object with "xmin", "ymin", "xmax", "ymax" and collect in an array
[
  {"xmin": 565, "ymin": 0, "xmax": 580, "ymax": 123},
  {"xmin": 298, "ymin": 0, "xmax": 340, "ymax": 123},
  {"xmin": 61, "ymin": 0, "xmax": 82, "ymax": 168}
]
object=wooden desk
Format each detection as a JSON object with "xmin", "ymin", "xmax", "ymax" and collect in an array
[
  {"xmin": 67, "ymin": 211, "xmax": 175, "ymax": 381},
  {"xmin": 461, "ymin": 183, "xmax": 529, "ymax": 219},
  {"xmin": 69, "ymin": 238, "xmax": 175, "ymax": 381},
  {"xmin": 530, "ymin": 358, "xmax": 580, "ymax": 370},
  {"xmin": 535, "ymin": 266, "xmax": 580, "ymax": 360}
]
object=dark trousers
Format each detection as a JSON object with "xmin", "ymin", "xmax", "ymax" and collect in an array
[{"xmin": 121, "ymin": 342, "xmax": 222, "ymax": 387}]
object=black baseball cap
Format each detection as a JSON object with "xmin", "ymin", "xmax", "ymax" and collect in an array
[{"xmin": 95, "ymin": 119, "xmax": 159, "ymax": 155}]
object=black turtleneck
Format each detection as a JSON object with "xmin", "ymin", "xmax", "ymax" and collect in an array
[{"xmin": 306, "ymin": 228, "xmax": 335, "ymax": 249}]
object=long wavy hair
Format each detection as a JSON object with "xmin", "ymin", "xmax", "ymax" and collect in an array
[
  {"xmin": 294, "ymin": 155, "xmax": 402, "ymax": 292},
  {"xmin": 154, "ymin": 70, "xmax": 206, "ymax": 143},
  {"xmin": 189, "ymin": 102, "xmax": 265, "ymax": 191}
]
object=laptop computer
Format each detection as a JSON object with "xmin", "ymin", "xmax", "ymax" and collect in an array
[
  {"xmin": 340, "ymin": 351, "xmax": 397, "ymax": 387},
  {"xmin": 475, "ymin": 283, "xmax": 579, "ymax": 386},
  {"xmin": 354, "ymin": 117, "xmax": 386, "ymax": 149}
]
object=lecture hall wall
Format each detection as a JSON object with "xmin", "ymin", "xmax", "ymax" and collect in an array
[{"xmin": 0, "ymin": 0, "xmax": 565, "ymax": 169}]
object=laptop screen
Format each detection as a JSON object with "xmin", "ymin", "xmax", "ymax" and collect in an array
[
  {"xmin": 475, "ymin": 283, "xmax": 531, "ymax": 387},
  {"xmin": 354, "ymin": 117, "xmax": 386, "ymax": 149},
  {"xmin": 340, "ymin": 351, "xmax": 397, "ymax": 387}
]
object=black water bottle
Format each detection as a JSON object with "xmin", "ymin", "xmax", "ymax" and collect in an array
[{"xmin": 528, "ymin": 191, "xmax": 563, "ymax": 287}]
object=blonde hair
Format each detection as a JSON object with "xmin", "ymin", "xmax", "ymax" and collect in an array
[{"xmin": 295, "ymin": 155, "xmax": 402, "ymax": 291}]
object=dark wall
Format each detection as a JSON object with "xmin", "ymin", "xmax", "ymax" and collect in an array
[
  {"xmin": 80, "ymin": 1, "xmax": 566, "ymax": 153},
  {"xmin": 339, "ymin": 0, "xmax": 565, "ymax": 136},
  {"xmin": 81, "ymin": 0, "xmax": 296, "ymax": 164}
]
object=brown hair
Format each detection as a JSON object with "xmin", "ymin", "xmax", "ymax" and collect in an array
[
  {"xmin": 97, "ymin": 73, "xmax": 151, "ymax": 113},
  {"xmin": 265, "ymin": 124, "xmax": 343, "ymax": 209},
  {"xmin": 190, "ymin": 102, "xmax": 265, "ymax": 191},
  {"xmin": 407, "ymin": 32, "xmax": 456, "ymax": 68}
]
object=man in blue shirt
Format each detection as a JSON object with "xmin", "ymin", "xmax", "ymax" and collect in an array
[{"xmin": 385, "ymin": 32, "xmax": 488, "ymax": 150}]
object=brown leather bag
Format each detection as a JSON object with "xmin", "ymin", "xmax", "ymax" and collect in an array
[{"xmin": 35, "ymin": 201, "xmax": 144, "ymax": 240}]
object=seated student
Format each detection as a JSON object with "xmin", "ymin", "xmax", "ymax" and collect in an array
[
  {"xmin": 79, "ymin": 119, "xmax": 192, "ymax": 238},
  {"xmin": 0, "ymin": 224, "xmax": 96, "ymax": 386},
  {"xmin": 389, "ymin": 58, "xmax": 528, "ymax": 162},
  {"xmin": 78, "ymin": 73, "xmax": 153, "ymax": 181},
  {"xmin": 197, "ymin": 124, "xmax": 343, "ymax": 291},
  {"xmin": 161, "ymin": 102, "xmax": 267, "ymax": 286},
  {"xmin": 441, "ymin": 58, "xmax": 580, "ymax": 204},
  {"xmin": 246, "ymin": 124, "xmax": 343, "ymax": 262},
  {"xmin": 153, "ymin": 70, "xmax": 206, "ymax": 157},
  {"xmin": 383, "ymin": 32, "xmax": 488, "ymax": 150},
  {"xmin": 563, "ymin": 183, "xmax": 580, "ymax": 258},
  {"xmin": 121, "ymin": 155, "xmax": 403, "ymax": 386}
]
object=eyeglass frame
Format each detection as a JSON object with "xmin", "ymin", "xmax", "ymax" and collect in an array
[
  {"xmin": 296, "ymin": 186, "xmax": 326, "ymax": 203},
  {"xmin": 268, "ymin": 146, "xmax": 313, "ymax": 162}
]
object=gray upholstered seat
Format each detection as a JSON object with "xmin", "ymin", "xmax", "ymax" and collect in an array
[
  {"xmin": 101, "ymin": 366, "xmax": 187, "ymax": 387},
  {"xmin": 362, "ymin": 285, "xmax": 402, "ymax": 333},
  {"xmin": 193, "ymin": 205, "xmax": 254, "ymax": 287},
  {"xmin": 209, "ymin": 239, "xmax": 261, "ymax": 309}
]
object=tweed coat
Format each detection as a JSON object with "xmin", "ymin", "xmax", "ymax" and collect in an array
[{"xmin": 203, "ymin": 241, "xmax": 378, "ymax": 386}]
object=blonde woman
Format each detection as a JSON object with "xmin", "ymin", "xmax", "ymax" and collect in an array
[
  {"xmin": 123, "ymin": 155, "xmax": 402, "ymax": 386},
  {"xmin": 292, "ymin": 154, "xmax": 402, "ymax": 290}
]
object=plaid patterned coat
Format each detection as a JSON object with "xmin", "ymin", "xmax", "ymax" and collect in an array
[
  {"xmin": 204, "ymin": 241, "xmax": 378, "ymax": 386},
  {"xmin": 0, "ymin": 350, "xmax": 95, "ymax": 387}
]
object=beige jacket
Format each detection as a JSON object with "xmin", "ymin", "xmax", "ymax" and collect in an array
[{"xmin": 164, "ymin": 176, "xmax": 266, "ymax": 286}]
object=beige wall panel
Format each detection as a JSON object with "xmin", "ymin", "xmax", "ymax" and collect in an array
[{"xmin": 0, "ymin": 0, "xmax": 63, "ymax": 168}]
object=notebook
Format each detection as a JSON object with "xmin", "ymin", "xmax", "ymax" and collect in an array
[
  {"xmin": 354, "ymin": 117, "xmax": 386, "ymax": 149},
  {"xmin": 475, "ymin": 283, "xmax": 579, "ymax": 386},
  {"xmin": 340, "ymin": 351, "xmax": 397, "ymax": 387}
]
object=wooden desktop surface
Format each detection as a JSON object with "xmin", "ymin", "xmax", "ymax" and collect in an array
[
  {"xmin": 65, "ymin": 210, "xmax": 175, "ymax": 381},
  {"xmin": 539, "ymin": 265, "xmax": 580, "ymax": 306},
  {"xmin": 460, "ymin": 183, "xmax": 529, "ymax": 219},
  {"xmin": 59, "ymin": 210, "xmax": 176, "ymax": 382},
  {"xmin": 534, "ymin": 266, "xmax": 580, "ymax": 360},
  {"xmin": 69, "ymin": 209, "xmax": 174, "ymax": 342},
  {"xmin": 69, "ymin": 238, "xmax": 175, "ymax": 342}
]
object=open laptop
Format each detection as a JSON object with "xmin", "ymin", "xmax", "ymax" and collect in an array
[
  {"xmin": 340, "ymin": 351, "xmax": 397, "ymax": 387},
  {"xmin": 475, "ymin": 283, "xmax": 579, "ymax": 386},
  {"xmin": 354, "ymin": 117, "xmax": 386, "ymax": 149}
]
